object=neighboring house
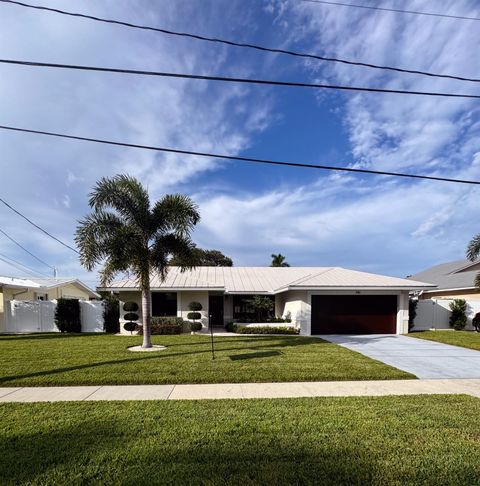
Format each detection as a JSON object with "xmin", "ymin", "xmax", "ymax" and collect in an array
[
  {"xmin": 100, "ymin": 266, "xmax": 434, "ymax": 335},
  {"xmin": 409, "ymin": 259, "xmax": 480, "ymax": 300},
  {"xmin": 0, "ymin": 276, "xmax": 100, "ymax": 333}
]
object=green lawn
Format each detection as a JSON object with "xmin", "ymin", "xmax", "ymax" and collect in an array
[
  {"xmin": 0, "ymin": 333, "xmax": 413, "ymax": 386},
  {"xmin": 1, "ymin": 395, "xmax": 479, "ymax": 485},
  {"xmin": 409, "ymin": 330, "xmax": 480, "ymax": 351}
]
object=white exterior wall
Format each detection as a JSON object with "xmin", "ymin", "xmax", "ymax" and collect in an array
[
  {"xmin": 118, "ymin": 290, "xmax": 211, "ymax": 334},
  {"xmin": 276, "ymin": 290, "xmax": 309, "ymax": 333},
  {"xmin": 178, "ymin": 291, "xmax": 209, "ymax": 328}
]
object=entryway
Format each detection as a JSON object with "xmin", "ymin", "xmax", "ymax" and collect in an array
[{"xmin": 208, "ymin": 294, "xmax": 224, "ymax": 328}]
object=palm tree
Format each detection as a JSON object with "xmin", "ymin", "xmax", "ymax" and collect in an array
[
  {"xmin": 270, "ymin": 253, "xmax": 290, "ymax": 267},
  {"xmin": 75, "ymin": 175, "xmax": 200, "ymax": 348},
  {"xmin": 466, "ymin": 234, "xmax": 480, "ymax": 287}
]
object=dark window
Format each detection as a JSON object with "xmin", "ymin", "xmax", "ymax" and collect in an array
[
  {"xmin": 152, "ymin": 292, "xmax": 177, "ymax": 317},
  {"xmin": 232, "ymin": 294, "xmax": 274, "ymax": 321}
]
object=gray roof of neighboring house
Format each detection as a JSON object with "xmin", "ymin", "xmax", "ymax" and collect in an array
[
  {"xmin": 103, "ymin": 266, "xmax": 435, "ymax": 294},
  {"xmin": 0, "ymin": 276, "xmax": 99, "ymax": 298},
  {"xmin": 408, "ymin": 259, "xmax": 480, "ymax": 291}
]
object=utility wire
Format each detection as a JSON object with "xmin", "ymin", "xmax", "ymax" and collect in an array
[
  {"xmin": 300, "ymin": 0, "xmax": 480, "ymax": 21},
  {"xmin": 0, "ymin": 227, "xmax": 55, "ymax": 269},
  {"xmin": 0, "ymin": 0, "xmax": 478, "ymax": 83},
  {"xmin": 1, "ymin": 124, "xmax": 479, "ymax": 186},
  {"xmin": 0, "ymin": 251, "xmax": 51, "ymax": 278},
  {"xmin": 1, "ymin": 58, "xmax": 480, "ymax": 99},
  {"xmin": 0, "ymin": 196, "xmax": 79, "ymax": 254}
]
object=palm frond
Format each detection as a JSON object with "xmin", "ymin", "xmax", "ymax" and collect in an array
[
  {"xmin": 88, "ymin": 175, "xmax": 150, "ymax": 229},
  {"xmin": 474, "ymin": 272, "xmax": 480, "ymax": 289},
  {"xmin": 152, "ymin": 194, "xmax": 200, "ymax": 236},
  {"xmin": 466, "ymin": 234, "xmax": 480, "ymax": 262},
  {"xmin": 151, "ymin": 233, "xmax": 198, "ymax": 280}
]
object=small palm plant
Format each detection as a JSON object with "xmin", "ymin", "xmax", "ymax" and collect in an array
[
  {"xmin": 75, "ymin": 175, "xmax": 200, "ymax": 348},
  {"xmin": 270, "ymin": 253, "xmax": 290, "ymax": 267},
  {"xmin": 467, "ymin": 234, "xmax": 480, "ymax": 288}
]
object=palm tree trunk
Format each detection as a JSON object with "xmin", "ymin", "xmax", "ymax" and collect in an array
[{"xmin": 141, "ymin": 283, "xmax": 152, "ymax": 348}]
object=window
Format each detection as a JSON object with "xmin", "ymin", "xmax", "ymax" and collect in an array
[
  {"xmin": 152, "ymin": 292, "xmax": 177, "ymax": 317},
  {"xmin": 232, "ymin": 294, "xmax": 274, "ymax": 321}
]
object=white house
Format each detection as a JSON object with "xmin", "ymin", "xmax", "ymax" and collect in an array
[{"xmin": 100, "ymin": 266, "xmax": 434, "ymax": 335}]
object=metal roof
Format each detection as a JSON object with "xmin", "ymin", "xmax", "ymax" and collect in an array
[
  {"xmin": 409, "ymin": 259, "xmax": 479, "ymax": 291},
  {"xmin": 0, "ymin": 276, "xmax": 100, "ymax": 298},
  {"xmin": 105, "ymin": 266, "xmax": 434, "ymax": 293}
]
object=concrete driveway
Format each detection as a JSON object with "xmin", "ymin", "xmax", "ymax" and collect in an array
[{"xmin": 319, "ymin": 334, "xmax": 480, "ymax": 379}]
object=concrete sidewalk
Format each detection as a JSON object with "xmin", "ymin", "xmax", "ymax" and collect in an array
[{"xmin": 0, "ymin": 379, "xmax": 479, "ymax": 402}]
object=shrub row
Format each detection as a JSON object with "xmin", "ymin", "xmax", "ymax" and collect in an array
[
  {"xmin": 227, "ymin": 323, "xmax": 299, "ymax": 335},
  {"xmin": 136, "ymin": 317, "xmax": 184, "ymax": 335}
]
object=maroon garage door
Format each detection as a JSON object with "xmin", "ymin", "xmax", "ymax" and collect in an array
[{"xmin": 311, "ymin": 295, "xmax": 397, "ymax": 334}]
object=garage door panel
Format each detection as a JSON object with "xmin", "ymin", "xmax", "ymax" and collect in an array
[{"xmin": 311, "ymin": 295, "xmax": 397, "ymax": 334}]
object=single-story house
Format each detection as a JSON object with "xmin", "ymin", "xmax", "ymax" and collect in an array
[
  {"xmin": 409, "ymin": 259, "xmax": 480, "ymax": 301},
  {"xmin": 0, "ymin": 276, "xmax": 100, "ymax": 333},
  {"xmin": 101, "ymin": 266, "xmax": 434, "ymax": 335}
]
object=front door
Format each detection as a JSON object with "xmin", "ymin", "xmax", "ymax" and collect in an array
[{"xmin": 209, "ymin": 295, "xmax": 224, "ymax": 328}]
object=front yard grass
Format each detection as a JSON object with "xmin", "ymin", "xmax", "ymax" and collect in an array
[
  {"xmin": 409, "ymin": 330, "xmax": 480, "ymax": 351},
  {"xmin": 1, "ymin": 395, "xmax": 479, "ymax": 485},
  {"xmin": 0, "ymin": 333, "xmax": 413, "ymax": 386}
]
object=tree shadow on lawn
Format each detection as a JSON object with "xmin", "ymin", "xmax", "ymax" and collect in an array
[
  {"xmin": 0, "ymin": 337, "xmax": 326, "ymax": 384},
  {"xmin": 0, "ymin": 414, "xmax": 380, "ymax": 485},
  {"xmin": 2, "ymin": 406, "xmax": 475, "ymax": 485}
]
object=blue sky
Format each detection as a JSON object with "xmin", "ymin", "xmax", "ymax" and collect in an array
[{"xmin": 0, "ymin": 0, "xmax": 479, "ymax": 287}]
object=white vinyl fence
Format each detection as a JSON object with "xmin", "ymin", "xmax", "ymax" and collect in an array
[
  {"xmin": 413, "ymin": 298, "xmax": 478, "ymax": 331},
  {"xmin": 5, "ymin": 300, "xmax": 104, "ymax": 334}
]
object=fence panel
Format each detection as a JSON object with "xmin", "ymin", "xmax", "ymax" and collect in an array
[
  {"xmin": 80, "ymin": 301, "xmax": 104, "ymax": 333},
  {"xmin": 5, "ymin": 299, "xmax": 104, "ymax": 333},
  {"xmin": 414, "ymin": 298, "xmax": 475, "ymax": 331}
]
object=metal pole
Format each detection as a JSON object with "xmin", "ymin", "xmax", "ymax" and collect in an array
[{"xmin": 209, "ymin": 313, "xmax": 215, "ymax": 360}]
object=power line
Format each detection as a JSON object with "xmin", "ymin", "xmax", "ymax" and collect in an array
[
  {"xmin": 2, "ymin": 58, "xmax": 480, "ymax": 99},
  {"xmin": 0, "ymin": 0, "xmax": 477, "ymax": 84},
  {"xmin": 1, "ymin": 124, "xmax": 479, "ymax": 186},
  {"xmin": 0, "ymin": 196, "xmax": 79, "ymax": 254},
  {"xmin": 300, "ymin": 0, "xmax": 480, "ymax": 21},
  {"xmin": 0, "ymin": 251, "xmax": 51, "ymax": 278},
  {"xmin": 0, "ymin": 227, "xmax": 55, "ymax": 269}
]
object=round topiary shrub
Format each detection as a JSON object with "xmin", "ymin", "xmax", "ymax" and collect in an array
[
  {"xmin": 124, "ymin": 312, "xmax": 139, "ymax": 322},
  {"xmin": 190, "ymin": 321, "xmax": 203, "ymax": 332},
  {"xmin": 123, "ymin": 301, "xmax": 139, "ymax": 312},
  {"xmin": 123, "ymin": 321, "xmax": 137, "ymax": 333},
  {"xmin": 188, "ymin": 301, "xmax": 203, "ymax": 311},
  {"xmin": 187, "ymin": 312, "xmax": 202, "ymax": 321}
]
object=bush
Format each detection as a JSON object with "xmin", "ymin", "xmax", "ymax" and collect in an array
[
  {"xmin": 235, "ymin": 326, "xmax": 299, "ymax": 335},
  {"xmin": 124, "ymin": 312, "xmax": 139, "ymax": 322},
  {"xmin": 188, "ymin": 301, "xmax": 203, "ymax": 312},
  {"xmin": 225, "ymin": 322, "xmax": 236, "ymax": 332},
  {"xmin": 123, "ymin": 301, "xmax": 139, "ymax": 312},
  {"xmin": 101, "ymin": 292, "xmax": 120, "ymax": 333},
  {"xmin": 123, "ymin": 321, "xmax": 137, "ymax": 334},
  {"xmin": 408, "ymin": 299, "xmax": 418, "ymax": 332},
  {"xmin": 187, "ymin": 312, "xmax": 202, "ymax": 321},
  {"xmin": 190, "ymin": 321, "xmax": 203, "ymax": 332},
  {"xmin": 449, "ymin": 299, "xmax": 468, "ymax": 330},
  {"xmin": 55, "ymin": 298, "xmax": 81, "ymax": 333},
  {"xmin": 137, "ymin": 317, "xmax": 184, "ymax": 335}
]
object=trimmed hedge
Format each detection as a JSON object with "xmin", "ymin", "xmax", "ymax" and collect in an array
[
  {"xmin": 190, "ymin": 321, "xmax": 203, "ymax": 332},
  {"xmin": 123, "ymin": 301, "xmax": 139, "ymax": 312},
  {"xmin": 137, "ymin": 317, "xmax": 184, "ymax": 335},
  {"xmin": 230, "ymin": 324, "xmax": 299, "ymax": 335},
  {"xmin": 187, "ymin": 312, "xmax": 202, "ymax": 321},
  {"xmin": 54, "ymin": 298, "xmax": 81, "ymax": 333}
]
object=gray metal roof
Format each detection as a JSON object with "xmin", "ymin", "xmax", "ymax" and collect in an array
[
  {"xmin": 105, "ymin": 266, "xmax": 434, "ymax": 293},
  {"xmin": 408, "ymin": 259, "xmax": 479, "ymax": 291}
]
